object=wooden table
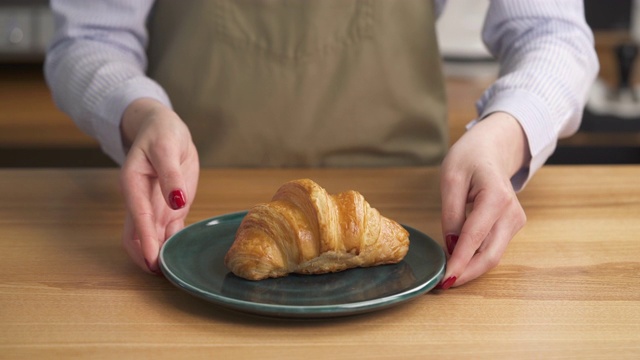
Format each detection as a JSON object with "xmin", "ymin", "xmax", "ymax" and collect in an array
[{"xmin": 1, "ymin": 166, "xmax": 639, "ymax": 359}]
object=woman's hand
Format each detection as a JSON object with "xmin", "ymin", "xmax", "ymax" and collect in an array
[
  {"xmin": 119, "ymin": 98, "xmax": 199, "ymax": 274},
  {"xmin": 438, "ymin": 112, "xmax": 530, "ymax": 288}
]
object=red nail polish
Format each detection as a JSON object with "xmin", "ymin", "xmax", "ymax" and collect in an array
[
  {"xmin": 145, "ymin": 259, "xmax": 162, "ymax": 276},
  {"xmin": 169, "ymin": 189, "xmax": 186, "ymax": 210},
  {"xmin": 437, "ymin": 276, "xmax": 457, "ymax": 290},
  {"xmin": 446, "ymin": 234, "xmax": 459, "ymax": 255}
]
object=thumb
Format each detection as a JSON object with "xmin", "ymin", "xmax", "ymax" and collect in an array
[{"xmin": 149, "ymin": 144, "xmax": 189, "ymax": 211}]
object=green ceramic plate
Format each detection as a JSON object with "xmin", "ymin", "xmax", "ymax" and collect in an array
[{"xmin": 159, "ymin": 211, "xmax": 445, "ymax": 318}]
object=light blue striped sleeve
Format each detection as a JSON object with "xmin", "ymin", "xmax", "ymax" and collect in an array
[
  {"xmin": 473, "ymin": 0, "xmax": 599, "ymax": 190},
  {"xmin": 44, "ymin": 0, "xmax": 170, "ymax": 165}
]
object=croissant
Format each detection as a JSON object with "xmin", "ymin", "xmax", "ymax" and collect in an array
[{"xmin": 224, "ymin": 179, "xmax": 410, "ymax": 280}]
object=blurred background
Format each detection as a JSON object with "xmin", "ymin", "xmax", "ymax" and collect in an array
[{"xmin": 1, "ymin": 0, "xmax": 639, "ymax": 167}]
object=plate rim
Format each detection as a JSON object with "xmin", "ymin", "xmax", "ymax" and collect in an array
[{"xmin": 159, "ymin": 211, "xmax": 446, "ymax": 318}]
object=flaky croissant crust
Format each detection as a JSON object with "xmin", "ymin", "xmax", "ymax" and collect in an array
[{"xmin": 224, "ymin": 179, "xmax": 410, "ymax": 280}]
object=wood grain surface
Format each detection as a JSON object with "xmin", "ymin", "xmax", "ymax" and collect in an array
[{"xmin": 1, "ymin": 166, "xmax": 639, "ymax": 359}]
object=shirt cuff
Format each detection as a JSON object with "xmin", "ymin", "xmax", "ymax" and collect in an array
[
  {"xmin": 469, "ymin": 88, "xmax": 556, "ymax": 191},
  {"xmin": 94, "ymin": 77, "xmax": 172, "ymax": 165}
]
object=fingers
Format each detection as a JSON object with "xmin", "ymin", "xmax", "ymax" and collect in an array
[
  {"xmin": 453, "ymin": 219, "xmax": 515, "ymax": 286},
  {"xmin": 438, "ymin": 166, "xmax": 469, "ymax": 290},
  {"xmin": 122, "ymin": 215, "xmax": 183, "ymax": 275},
  {"xmin": 120, "ymin": 170, "xmax": 187, "ymax": 275},
  {"xmin": 445, "ymin": 188, "xmax": 508, "ymax": 271},
  {"xmin": 120, "ymin": 146, "xmax": 175, "ymax": 274},
  {"xmin": 120, "ymin": 161, "xmax": 164, "ymax": 274},
  {"xmin": 440, "ymin": 170, "xmax": 468, "ymax": 255},
  {"xmin": 439, "ymin": 188, "xmax": 526, "ymax": 289},
  {"xmin": 122, "ymin": 213, "xmax": 157, "ymax": 274}
]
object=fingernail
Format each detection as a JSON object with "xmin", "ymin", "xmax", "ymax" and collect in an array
[
  {"xmin": 169, "ymin": 189, "xmax": 186, "ymax": 210},
  {"xmin": 145, "ymin": 259, "xmax": 162, "ymax": 275},
  {"xmin": 446, "ymin": 234, "xmax": 459, "ymax": 255},
  {"xmin": 437, "ymin": 276, "xmax": 457, "ymax": 290}
]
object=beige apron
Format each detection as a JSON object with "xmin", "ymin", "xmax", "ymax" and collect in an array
[{"xmin": 147, "ymin": 0, "xmax": 447, "ymax": 167}]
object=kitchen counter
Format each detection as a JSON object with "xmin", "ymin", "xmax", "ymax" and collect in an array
[{"xmin": 1, "ymin": 166, "xmax": 639, "ymax": 358}]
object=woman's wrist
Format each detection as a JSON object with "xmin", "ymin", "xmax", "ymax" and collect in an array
[
  {"xmin": 471, "ymin": 111, "xmax": 532, "ymax": 177},
  {"xmin": 120, "ymin": 98, "xmax": 174, "ymax": 150}
]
